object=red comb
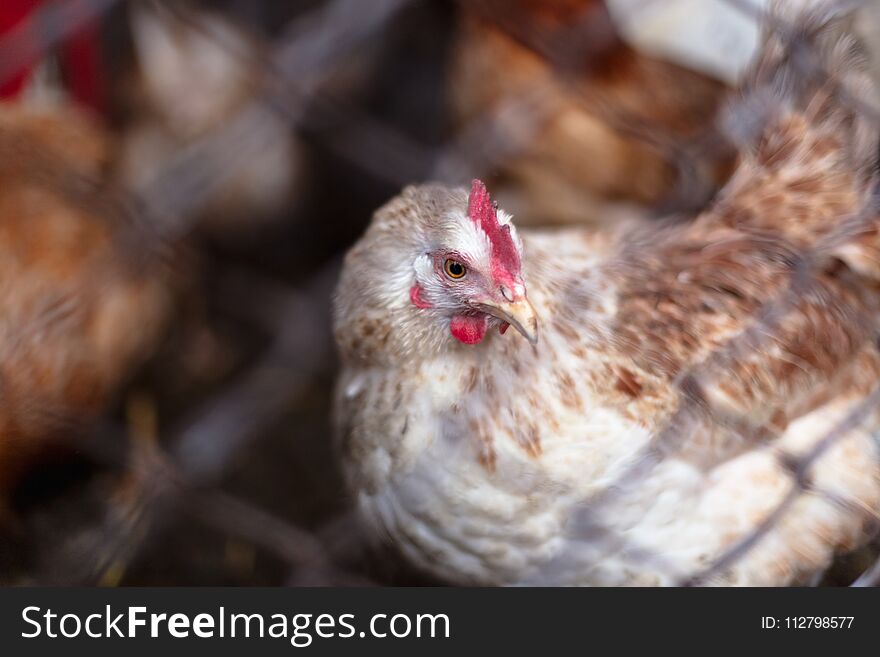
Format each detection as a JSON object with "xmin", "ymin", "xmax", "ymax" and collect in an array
[
  {"xmin": 467, "ymin": 180, "xmax": 521, "ymax": 285},
  {"xmin": 0, "ymin": 1, "xmax": 105, "ymax": 112}
]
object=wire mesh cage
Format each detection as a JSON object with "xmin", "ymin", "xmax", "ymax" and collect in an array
[{"xmin": 0, "ymin": 0, "xmax": 878, "ymax": 586}]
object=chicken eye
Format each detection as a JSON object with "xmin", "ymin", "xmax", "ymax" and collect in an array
[{"xmin": 444, "ymin": 259, "xmax": 467, "ymax": 279}]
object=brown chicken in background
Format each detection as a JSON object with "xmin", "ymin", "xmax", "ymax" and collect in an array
[
  {"xmin": 450, "ymin": 0, "xmax": 734, "ymax": 225},
  {"xmin": 0, "ymin": 102, "xmax": 171, "ymax": 520}
]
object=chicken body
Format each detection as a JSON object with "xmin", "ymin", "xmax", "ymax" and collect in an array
[
  {"xmin": 336, "ymin": 201, "xmax": 880, "ymax": 586},
  {"xmin": 335, "ymin": 3, "xmax": 880, "ymax": 585},
  {"xmin": 0, "ymin": 103, "xmax": 170, "ymax": 502}
]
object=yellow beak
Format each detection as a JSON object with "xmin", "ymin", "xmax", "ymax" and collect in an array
[{"xmin": 477, "ymin": 298, "xmax": 539, "ymax": 345}]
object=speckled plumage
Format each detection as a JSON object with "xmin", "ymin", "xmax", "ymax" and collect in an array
[{"xmin": 333, "ymin": 2, "xmax": 880, "ymax": 585}]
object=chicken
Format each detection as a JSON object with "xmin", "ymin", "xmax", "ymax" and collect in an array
[
  {"xmin": 449, "ymin": 0, "xmax": 732, "ymax": 225},
  {"xmin": 0, "ymin": 102, "xmax": 170, "ymax": 513},
  {"xmin": 116, "ymin": 1, "xmax": 301, "ymax": 234},
  {"xmin": 334, "ymin": 1, "xmax": 880, "ymax": 585}
]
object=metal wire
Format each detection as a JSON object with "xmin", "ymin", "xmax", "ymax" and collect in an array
[{"xmin": 1, "ymin": 0, "xmax": 879, "ymax": 587}]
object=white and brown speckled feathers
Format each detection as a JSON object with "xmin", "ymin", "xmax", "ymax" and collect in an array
[{"xmin": 333, "ymin": 1, "xmax": 880, "ymax": 586}]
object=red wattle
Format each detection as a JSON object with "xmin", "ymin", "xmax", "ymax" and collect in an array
[{"xmin": 450, "ymin": 314, "xmax": 488, "ymax": 345}]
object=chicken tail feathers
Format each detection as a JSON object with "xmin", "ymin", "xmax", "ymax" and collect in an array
[{"xmin": 712, "ymin": 1, "xmax": 880, "ymax": 268}]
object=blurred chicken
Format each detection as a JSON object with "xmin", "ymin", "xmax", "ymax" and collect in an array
[
  {"xmin": 0, "ymin": 102, "xmax": 171, "ymax": 517},
  {"xmin": 450, "ymin": 0, "xmax": 733, "ymax": 225},
  {"xmin": 116, "ymin": 1, "xmax": 302, "ymax": 235},
  {"xmin": 336, "ymin": 2, "xmax": 880, "ymax": 585}
]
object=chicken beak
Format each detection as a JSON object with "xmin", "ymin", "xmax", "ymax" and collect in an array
[{"xmin": 477, "ymin": 298, "xmax": 539, "ymax": 345}]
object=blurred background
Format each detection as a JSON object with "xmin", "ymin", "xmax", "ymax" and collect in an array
[{"xmin": 0, "ymin": 0, "xmax": 877, "ymax": 586}]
